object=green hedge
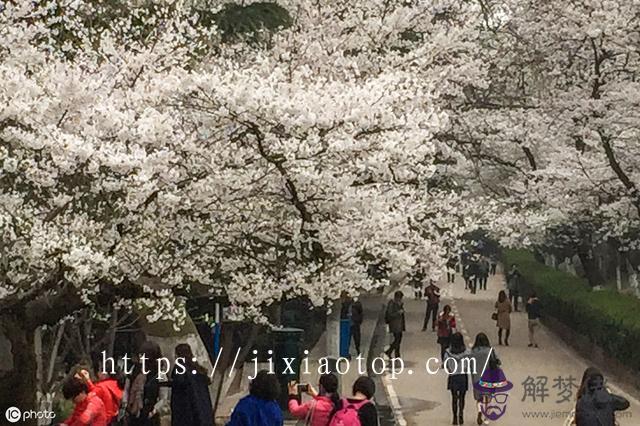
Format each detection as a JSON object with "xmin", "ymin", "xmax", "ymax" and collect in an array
[{"xmin": 504, "ymin": 249, "xmax": 640, "ymax": 372}]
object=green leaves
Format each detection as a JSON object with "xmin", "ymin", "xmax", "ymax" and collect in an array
[{"xmin": 504, "ymin": 249, "xmax": 640, "ymax": 370}]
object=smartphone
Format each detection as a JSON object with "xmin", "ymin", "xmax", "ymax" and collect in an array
[{"xmin": 297, "ymin": 383, "xmax": 309, "ymax": 393}]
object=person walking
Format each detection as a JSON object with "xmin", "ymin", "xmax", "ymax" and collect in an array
[
  {"xmin": 489, "ymin": 255, "xmax": 497, "ymax": 276},
  {"xmin": 526, "ymin": 291, "xmax": 542, "ymax": 348},
  {"xmin": 469, "ymin": 333, "xmax": 500, "ymax": 426},
  {"xmin": 506, "ymin": 264, "xmax": 521, "ymax": 311},
  {"xmin": 61, "ymin": 375, "xmax": 108, "ymax": 426},
  {"xmin": 350, "ymin": 298, "xmax": 364, "ymax": 356},
  {"xmin": 422, "ymin": 280, "xmax": 441, "ymax": 332},
  {"xmin": 329, "ymin": 376, "xmax": 378, "ymax": 426},
  {"xmin": 478, "ymin": 258, "xmax": 490, "ymax": 291},
  {"xmin": 462, "ymin": 261, "xmax": 471, "ymax": 290},
  {"xmin": 437, "ymin": 305, "xmax": 456, "ymax": 361},
  {"xmin": 444, "ymin": 333, "xmax": 469, "ymax": 425},
  {"xmin": 227, "ymin": 370, "xmax": 283, "ymax": 426},
  {"xmin": 341, "ymin": 294, "xmax": 364, "ymax": 356},
  {"xmin": 494, "ymin": 290, "xmax": 512, "ymax": 346},
  {"xmin": 468, "ymin": 257, "xmax": 480, "ymax": 294},
  {"xmin": 410, "ymin": 266, "xmax": 426, "ymax": 300},
  {"xmin": 288, "ymin": 373, "xmax": 340, "ymax": 426},
  {"xmin": 384, "ymin": 291, "xmax": 406, "ymax": 359},
  {"xmin": 127, "ymin": 341, "xmax": 168, "ymax": 426},
  {"xmin": 170, "ymin": 344, "xmax": 214, "ymax": 426},
  {"xmin": 447, "ymin": 257, "xmax": 458, "ymax": 283},
  {"xmin": 573, "ymin": 367, "xmax": 629, "ymax": 426}
]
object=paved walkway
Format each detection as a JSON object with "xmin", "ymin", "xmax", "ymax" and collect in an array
[{"xmin": 381, "ymin": 269, "xmax": 640, "ymax": 425}]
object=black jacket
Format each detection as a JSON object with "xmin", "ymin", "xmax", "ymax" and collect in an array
[
  {"xmin": 340, "ymin": 300, "xmax": 364, "ymax": 325},
  {"xmin": 526, "ymin": 298, "xmax": 542, "ymax": 320},
  {"xmin": 575, "ymin": 377, "xmax": 629, "ymax": 426},
  {"xmin": 385, "ymin": 300, "xmax": 406, "ymax": 333},
  {"xmin": 170, "ymin": 368, "xmax": 213, "ymax": 426}
]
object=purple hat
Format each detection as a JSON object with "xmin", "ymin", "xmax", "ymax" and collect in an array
[{"xmin": 473, "ymin": 367, "xmax": 513, "ymax": 393}]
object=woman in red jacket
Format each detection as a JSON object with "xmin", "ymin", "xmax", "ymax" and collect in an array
[
  {"xmin": 437, "ymin": 304, "xmax": 457, "ymax": 362},
  {"xmin": 288, "ymin": 373, "xmax": 340, "ymax": 426},
  {"xmin": 77, "ymin": 367, "xmax": 124, "ymax": 425},
  {"xmin": 61, "ymin": 376, "xmax": 108, "ymax": 426}
]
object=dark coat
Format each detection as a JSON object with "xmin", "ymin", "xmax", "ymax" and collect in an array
[
  {"xmin": 385, "ymin": 299, "xmax": 406, "ymax": 333},
  {"xmin": 171, "ymin": 368, "xmax": 214, "ymax": 426},
  {"xmin": 341, "ymin": 300, "xmax": 364, "ymax": 325},
  {"xmin": 575, "ymin": 376, "xmax": 629, "ymax": 426},
  {"xmin": 351, "ymin": 300, "xmax": 364, "ymax": 325}
]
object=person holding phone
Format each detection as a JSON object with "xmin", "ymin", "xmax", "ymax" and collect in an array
[{"xmin": 288, "ymin": 373, "xmax": 340, "ymax": 426}]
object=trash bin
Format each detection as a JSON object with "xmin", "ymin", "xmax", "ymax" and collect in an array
[{"xmin": 271, "ymin": 327, "xmax": 304, "ymax": 411}]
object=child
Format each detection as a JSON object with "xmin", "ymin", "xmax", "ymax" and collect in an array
[{"xmin": 61, "ymin": 376, "xmax": 108, "ymax": 426}]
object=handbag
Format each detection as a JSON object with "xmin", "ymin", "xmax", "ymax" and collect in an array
[
  {"xmin": 297, "ymin": 399, "xmax": 316, "ymax": 426},
  {"xmin": 491, "ymin": 312, "xmax": 498, "ymax": 321}
]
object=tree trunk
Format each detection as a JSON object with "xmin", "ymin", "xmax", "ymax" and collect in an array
[
  {"xmin": 577, "ymin": 245, "xmax": 605, "ymax": 287},
  {"xmin": 0, "ymin": 314, "xmax": 38, "ymax": 426}
]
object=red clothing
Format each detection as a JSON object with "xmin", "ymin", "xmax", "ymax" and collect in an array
[
  {"xmin": 63, "ymin": 391, "xmax": 108, "ymax": 426},
  {"xmin": 88, "ymin": 378, "xmax": 123, "ymax": 420},
  {"xmin": 288, "ymin": 395, "xmax": 335, "ymax": 426},
  {"xmin": 437, "ymin": 313, "xmax": 456, "ymax": 338}
]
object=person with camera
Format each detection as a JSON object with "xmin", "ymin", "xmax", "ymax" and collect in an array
[{"xmin": 288, "ymin": 373, "xmax": 340, "ymax": 426}]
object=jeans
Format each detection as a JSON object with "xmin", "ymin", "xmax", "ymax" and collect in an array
[
  {"xmin": 386, "ymin": 332, "xmax": 403, "ymax": 358},
  {"xmin": 351, "ymin": 324, "xmax": 362, "ymax": 354},
  {"xmin": 509, "ymin": 290, "xmax": 519, "ymax": 310},
  {"xmin": 479, "ymin": 276, "xmax": 487, "ymax": 290},
  {"xmin": 423, "ymin": 303, "xmax": 439, "ymax": 330}
]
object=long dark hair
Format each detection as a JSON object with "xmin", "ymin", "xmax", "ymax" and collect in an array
[
  {"xmin": 498, "ymin": 290, "xmax": 507, "ymax": 303},
  {"xmin": 449, "ymin": 332, "xmax": 466, "ymax": 354},
  {"xmin": 577, "ymin": 367, "xmax": 604, "ymax": 400},
  {"xmin": 175, "ymin": 343, "xmax": 208, "ymax": 377},
  {"xmin": 250, "ymin": 370, "xmax": 280, "ymax": 401},
  {"xmin": 319, "ymin": 373, "xmax": 340, "ymax": 408},
  {"xmin": 472, "ymin": 332, "xmax": 490, "ymax": 349}
]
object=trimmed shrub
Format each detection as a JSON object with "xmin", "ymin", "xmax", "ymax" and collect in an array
[{"xmin": 504, "ymin": 249, "xmax": 640, "ymax": 372}]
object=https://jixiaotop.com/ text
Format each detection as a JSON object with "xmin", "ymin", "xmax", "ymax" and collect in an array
[{"xmin": 98, "ymin": 348, "xmax": 491, "ymax": 381}]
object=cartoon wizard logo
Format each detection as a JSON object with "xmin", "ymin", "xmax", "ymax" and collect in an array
[{"xmin": 473, "ymin": 366, "xmax": 514, "ymax": 421}]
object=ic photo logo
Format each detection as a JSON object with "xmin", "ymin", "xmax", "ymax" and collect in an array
[
  {"xmin": 5, "ymin": 406, "xmax": 55, "ymax": 423},
  {"xmin": 5, "ymin": 406, "xmax": 21, "ymax": 423}
]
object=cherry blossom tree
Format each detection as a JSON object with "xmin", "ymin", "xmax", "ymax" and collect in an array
[
  {"xmin": 442, "ymin": 0, "xmax": 640, "ymax": 286},
  {"xmin": 1, "ymin": 0, "xmax": 488, "ymax": 412}
]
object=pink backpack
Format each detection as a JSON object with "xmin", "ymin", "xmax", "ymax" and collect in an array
[{"xmin": 329, "ymin": 398, "xmax": 369, "ymax": 426}]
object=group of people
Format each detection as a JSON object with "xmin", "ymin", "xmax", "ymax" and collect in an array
[
  {"xmin": 226, "ymin": 371, "xmax": 379, "ymax": 426},
  {"xmin": 443, "ymin": 332, "xmax": 630, "ymax": 426},
  {"xmin": 499, "ymin": 263, "xmax": 543, "ymax": 348},
  {"xmin": 461, "ymin": 255, "xmax": 497, "ymax": 294},
  {"xmin": 59, "ymin": 342, "xmax": 213, "ymax": 426},
  {"xmin": 388, "ymin": 258, "xmax": 630, "ymax": 426}
]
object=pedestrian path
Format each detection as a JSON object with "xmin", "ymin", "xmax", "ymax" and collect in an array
[{"xmin": 382, "ymin": 270, "xmax": 640, "ymax": 425}]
